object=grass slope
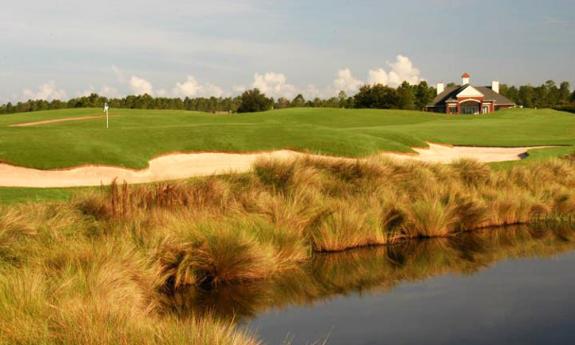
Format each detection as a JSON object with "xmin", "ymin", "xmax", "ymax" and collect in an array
[
  {"xmin": 1, "ymin": 107, "xmax": 574, "ymax": 170},
  {"xmin": 0, "ymin": 187, "xmax": 83, "ymax": 204}
]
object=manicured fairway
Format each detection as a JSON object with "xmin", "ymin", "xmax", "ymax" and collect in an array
[
  {"xmin": 0, "ymin": 187, "xmax": 82, "ymax": 204},
  {"xmin": 0, "ymin": 107, "xmax": 574, "ymax": 170}
]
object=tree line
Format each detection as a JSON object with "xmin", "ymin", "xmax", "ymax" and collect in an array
[
  {"xmin": 1, "ymin": 80, "xmax": 574, "ymax": 115},
  {"xmin": 499, "ymin": 81, "xmax": 574, "ymax": 112}
]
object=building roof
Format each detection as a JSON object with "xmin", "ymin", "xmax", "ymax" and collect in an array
[
  {"xmin": 462, "ymin": 72, "xmax": 470, "ymax": 78},
  {"xmin": 427, "ymin": 84, "xmax": 515, "ymax": 107}
]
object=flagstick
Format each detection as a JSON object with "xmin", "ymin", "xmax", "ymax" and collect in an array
[{"xmin": 104, "ymin": 102, "xmax": 109, "ymax": 129}]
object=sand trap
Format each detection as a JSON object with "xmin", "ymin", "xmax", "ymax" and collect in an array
[
  {"xmin": 0, "ymin": 144, "xmax": 542, "ymax": 188},
  {"xmin": 9, "ymin": 115, "xmax": 104, "ymax": 127},
  {"xmin": 383, "ymin": 143, "xmax": 541, "ymax": 164}
]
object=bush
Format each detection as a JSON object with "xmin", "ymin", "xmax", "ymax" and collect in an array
[{"xmin": 237, "ymin": 89, "xmax": 273, "ymax": 113}]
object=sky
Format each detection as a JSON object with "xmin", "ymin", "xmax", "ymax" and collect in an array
[{"xmin": 1, "ymin": 0, "xmax": 574, "ymax": 102}]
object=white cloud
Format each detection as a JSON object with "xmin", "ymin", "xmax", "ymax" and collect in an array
[
  {"xmin": 110, "ymin": 66, "xmax": 155, "ymax": 96},
  {"xmin": 368, "ymin": 55, "xmax": 421, "ymax": 87},
  {"xmin": 252, "ymin": 72, "xmax": 297, "ymax": 98},
  {"xmin": 333, "ymin": 68, "xmax": 363, "ymax": 94},
  {"xmin": 368, "ymin": 68, "xmax": 389, "ymax": 86},
  {"xmin": 173, "ymin": 75, "xmax": 224, "ymax": 98},
  {"xmin": 202, "ymin": 84, "xmax": 224, "ymax": 98},
  {"xmin": 129, "ymin": 75, "xmax": 153, "ymax": 95},
  {"xmin": 99, "ymin": 85, "xmax": 120, "ymax": 98},
  {"xmin": 78, "ymin": 85, "xmax": 120, "ymax": 98},
  {"xmin": 7, "ymin": 54, "xmax": 424, "ymax": 102},
  {"xmin": 304, "ymin": 84, "xmax": 322, "ymax": 99},
  {"xmin": 388, "ymin": 55, "xmax": 421, "ymax": 86},
  {"xmin": 174, "ymin": 76, "xmax": 201, "ymax": 97},
  {"xmin": 232, "ymin": 85, "xmax": 247, "ymax": 94},
  {"xmin": 22, "ymin": 82, "xmax": 66, "ymax": 101},
  {"xmin": 156, "ymin": 89, "xmax": 168, "ymax": 97}
]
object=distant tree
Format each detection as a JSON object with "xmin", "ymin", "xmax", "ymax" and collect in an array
[
  {"xmin": 413, "ymin": 81, "xmax": 435, "ymax": 110},
  {"xmin": 518, "ymin": 86, "xmax": 535, "ymax": 108},
  {"xmin": 291, "ymin": 94, "xmax": 306, "ymax": 107},
  {"xmin": 1, "ymin": 79, "xmax": 571, "ymax": 115},
  {"xmin": 533, "ymin": 85, "xmax": 549, "ymax": 108},
  {"xmin": 237, "ymin": 89, "xmax": 273, "ymax": 113},
  {"xmin": 354, "ymin": 84, "xmax": 399, "ymax": 109},
  {"xmin": 500, "ymin": 84, "xmax": 519, "ymax": 104},
  {"xmin": 544, "ymin": 80, "xmax": 559, "ymax": 107},
  {"xmin": 275, "ymin": 97, "xmax": 290, "ymax": 109},
  {"xmin": 396, "ymin": 82, "xmax": 416, "ymax": 110},
  {"xmin": 559, "ymin": 82, "xmax": 571, "ymax": 105}
]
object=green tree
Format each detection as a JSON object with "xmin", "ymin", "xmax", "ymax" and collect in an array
[
  {"xmin": 237, "ymin": 89, "xmax": 273, "ymax": 113},
  {"xmin": 414, "ymin": 81, "xmax": 435, "ymax": 110},
  {"xmin": 501, "ymin": 85, "xmax": 519, "ymax": 104},
  {"xmin": 396, "ymin": 82, "xmax": 415, "ymax": 110},
  {"xmin": 354, "ymin": 84, "xmax": 399, "ymax": 109},
  {"xmin": 275, "ymin": 97, "xmax": 290, "ymax": 109},
  {"xmin": 518, "ymin": 86, "xmax": 535, "ymax": 108},
  {"xmin": 291, "ymin": 94, "xmax": 306, "ymax": 107},
  {"xmin": 559, "ymin": 82, "xmax": 571, "ymax": 105},
  {"xmin": 544, "ymin": 80, "xmax": 559, "ymax": 107}
]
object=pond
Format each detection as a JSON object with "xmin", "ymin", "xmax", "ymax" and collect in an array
[{"xmin": 163, "ymin": 225, "xmax": 575, "ymax": 344}]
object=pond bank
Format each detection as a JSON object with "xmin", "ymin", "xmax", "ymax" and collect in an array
[{"xmin": 2, "ymin": 156, "xmax": 575, "ymax": 344}]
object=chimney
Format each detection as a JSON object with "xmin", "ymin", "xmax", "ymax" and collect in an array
[
  {"xmin": 436, "ymin": 83, "xmax": 445, "ymax": 95},
  {"xmin": 461, "ymin": 73, "xmax": 470, "ymax": 85},
  {"xmin": 491, "ymin": 81, "xmax": 500, "ymax": 94}
]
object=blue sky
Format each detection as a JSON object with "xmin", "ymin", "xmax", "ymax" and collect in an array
[{"xmin": 1, "ymin": 0, "xmax": 574, "ymax": 102}]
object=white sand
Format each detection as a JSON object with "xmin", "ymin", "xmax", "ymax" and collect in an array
[
  {"xmin": 10, "ymin": 115, "xmax": 104, "ymax": 127},
  {"xmin": 0, "ymin": 144, "xmax": 541, "ymax": 188},
  {"xmin": 383, "ymin": 143, "xmax": 537, "ymax": 163}
]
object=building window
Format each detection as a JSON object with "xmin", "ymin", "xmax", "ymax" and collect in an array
[
  {"xmin": 461, "ymin": 102, "xmax": 480, "ymax": 115},
  {"xmin": 482, "ymin": 105, "xmax": 489, "ymax": 114}
]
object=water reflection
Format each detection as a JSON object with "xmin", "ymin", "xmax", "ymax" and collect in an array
[{"xmin": 162, "ymin": 224, "xmax": 575, "ymax": 322}]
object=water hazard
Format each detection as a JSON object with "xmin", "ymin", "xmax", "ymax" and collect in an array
[{"xmin": 164, "ymin": 225, "xmax": 575, "ymax": 344}]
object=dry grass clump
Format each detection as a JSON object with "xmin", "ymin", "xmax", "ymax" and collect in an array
[
  {"xmin": 0, "ymin": 221, "xmax": 259, "ymax": 345},
  {"xmin": 67, "ymin": 155, "xmax": 575, "ymax": 263},
  {"xmin": 155, "ymin": 218, "xmax": 284, "ymax": 289},
  {"xmin": 3, "ymin": 155, "xmax": 575, "ymax": 344},
  {"xmin": 0, "ymin": 267, "xmax": 258, "ymax": 345},
  {"xmin": 172, "ymin": 224, "xmax": 575, "ymax": 323},
  {"xmin": 402, "ymin": 196, "xmax": 458, "ymax": 238},
  {"xmin": 76, "ymin": 178, "xmax": 233, "ymax": 220}
]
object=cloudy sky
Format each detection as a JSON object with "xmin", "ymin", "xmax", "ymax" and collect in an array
[{"xmin": 1, "ymin": 0, "xmax": 574, "ymax": 102}]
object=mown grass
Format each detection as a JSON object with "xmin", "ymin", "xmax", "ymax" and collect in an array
[
  {"xmin": 2, "ymin": 156, "xmax": 575, "ymax": 344},
  {"xmin": 0, "ymin": 107, "xmax": 574, "ymax": 169},
  {"xmin": 0, "ymin": 187, "xmax": 82, "ymax": 204}
]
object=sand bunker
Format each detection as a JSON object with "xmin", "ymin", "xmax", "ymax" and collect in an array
[
  {"xmin": 0, "ymin": 144, "xmax": 542, "ymax": 188},
  {"xmin": 383, "ymin": 143, "xmax": 538, "ymax": 164},
  {"xmin": 10, "ymin": 115, "xmax": 104, "ymax": 127}
]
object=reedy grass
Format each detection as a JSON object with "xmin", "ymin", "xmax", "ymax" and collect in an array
[
  {"xmin": 2, "ymin": 155, "xmax": 575, "ymax": 344},
  {"xmin": 167, "ymin": 224, "xmax": 575, "ymax": 322}
]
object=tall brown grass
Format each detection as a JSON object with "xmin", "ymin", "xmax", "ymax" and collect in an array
[
  {"xmin": 71, "ymin": 156, "xmax": 575, "ymax": 282},
  {"xmin": 165, "ymin": 224, "xmax": 575, "ymax": 322},
  {"xmin": 2, "ymin": 155, "xmax": 575, "ymax": 344}
]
